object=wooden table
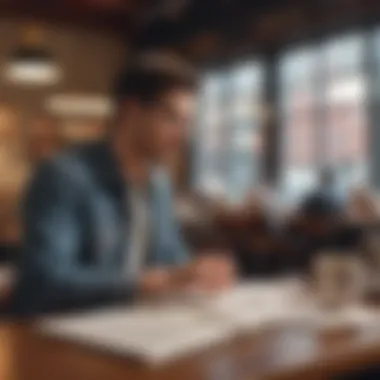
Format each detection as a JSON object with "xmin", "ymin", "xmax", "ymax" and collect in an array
[{"xmin": 1, "ymin": 321, "xmax": 380, "ymax": 380}]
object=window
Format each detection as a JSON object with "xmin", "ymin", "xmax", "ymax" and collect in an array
[
  {"xmin": 323, "ymin": 35, "xmax": 368, "ymax": 191},
  {"xmin": 194, "ymin": 73, "xmax": 227, "ymax": 198},
  {"xmin": 280, "ymin": 34, "xmax": 368, "ymax": 203},
  {"xmin": 193, "ymin": 32, "xmax": 375, "ymax": 204},
  {"xmin": 227, "ymin": 63, "xmax": 264, "ymax": 201},
  {"xmin": 279, "ymin": 48, "xmax": 320, "ymax": 203},
  {"xmin": 194, "ymin": 62, "xmax": 264, "ymax": 202}
]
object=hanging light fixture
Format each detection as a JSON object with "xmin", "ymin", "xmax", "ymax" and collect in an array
[
  {"xmin": 45, "ymin": 94, "xmax": 113, "ymax": 118},
  {"xmin": 4, "ymin": 24, "xmax": 62, "ymax": 86}
]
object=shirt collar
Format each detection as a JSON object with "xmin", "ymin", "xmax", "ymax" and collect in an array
[{"xmin": 92, "ymin": 141, "xmax": 167, "ymax": 195}]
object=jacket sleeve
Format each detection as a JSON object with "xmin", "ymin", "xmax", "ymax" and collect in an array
[
  {"xmin": 164, "ymin": 176, "xmax": 191, "ymax": 266},
  {"xmin": 169, "ymin": 215, "xmax": 191, "ymax": 266},
  {"xmin": 21, "ymin": 161, "xmax": 137, "ymax": 310}
]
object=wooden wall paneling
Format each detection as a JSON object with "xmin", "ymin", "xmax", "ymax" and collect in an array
[{"xmin": 0, "ymin": 20, "xmax": 125, "ymax": 246}]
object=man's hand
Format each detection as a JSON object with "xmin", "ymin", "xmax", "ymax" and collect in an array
[
  {"xmin": 138, "ymin": 252, "xmax": 236, "ymax": 298},
  {"xmin": 138, "ymin": 268, "xmax": 172, "ymax": 297},
  {"xmin": 189, "ymin": 252, "xmax": 236, "ymax": 292}
]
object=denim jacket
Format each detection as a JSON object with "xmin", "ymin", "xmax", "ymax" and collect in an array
[{"xmin": 12, "ymin": 142, "xmax": 189, "ymax": 314}]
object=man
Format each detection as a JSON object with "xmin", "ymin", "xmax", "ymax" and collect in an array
[{"xmin": 11, "ymin": 53, "xmax": 234, "ymax": 315}]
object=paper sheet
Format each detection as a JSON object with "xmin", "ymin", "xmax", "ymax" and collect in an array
[
  {"xmin": 38, "ymin": 279, "xmax": 380, "ymax": 364},
  {"xmin": 40, "ymin": 305, "xmax": 235, "ymax": 364}
]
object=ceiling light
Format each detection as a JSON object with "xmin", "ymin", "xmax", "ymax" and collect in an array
[
  {"xmin": 45, "ymin": 94, "xmax": 113, "ymax": 118},
  {"xmin": 4, "ymin": 25, "xmax": 61, "ymax": 86}
]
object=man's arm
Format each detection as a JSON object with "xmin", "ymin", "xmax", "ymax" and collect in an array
[
  {"xmin": 163, "ymin": 175, "xmax": 190, "ymax": 265},
  {"xmin": 169, "ymin": 212, "xmax": 191, "ymax": 265},
  {"xmin": 20, "ymin": 160, "xmax": 136, "ymax": 310}
]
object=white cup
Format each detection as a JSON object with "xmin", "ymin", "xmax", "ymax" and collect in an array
[{"xmin": 312, "ymin": 252, "xmax": 367, "ymax": 309}]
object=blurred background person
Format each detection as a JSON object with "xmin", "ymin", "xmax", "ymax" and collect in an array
[
  {"xmin": 347, "ymin": 187, "xmax": 380, "ymax": 225},
  {"xmin": 285, "ymin": 192, "xmax": 348, "ymax": 273}
]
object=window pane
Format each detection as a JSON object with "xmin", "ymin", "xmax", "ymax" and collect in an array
[
  {"xmin": 226, "ymin": 63, "xmax": 264, "ymax": 202},
  {"xmin": 323, "ymin": 34, "xmax": 368, "ymax": 191},
  {"xmin": 194, "ymin": 62, "xmax": 264, "ymax": 202},
  {"xmin": 325, "ymin": 34, "xmax": 365, "ymax": 76},
  {"xmin": 279, "ymin": 48, "xmax": 320, "ymax": 203},
  {"xmin": 194, "ymin": 73, "xmax": 228, "ymax": 198}
]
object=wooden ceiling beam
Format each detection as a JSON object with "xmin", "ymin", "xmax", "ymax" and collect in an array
[{"xmin": 0, "ymin": 0, "xmax": 155, "ymax": 36}]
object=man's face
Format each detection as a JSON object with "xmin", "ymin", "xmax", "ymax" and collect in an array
[{"xmin": 137, "ymin": 89, "xmax": 196, "ymax": 163}]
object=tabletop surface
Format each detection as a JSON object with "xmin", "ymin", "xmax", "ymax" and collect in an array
[{"xmin": 1, "ymin": 320, "xmax": 380, "ymax": 380}]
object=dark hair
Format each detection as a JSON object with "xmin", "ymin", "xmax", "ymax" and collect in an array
[
  {"xmin": 113, "ymin": 53, "xmax": 198, "ymax": 104},
  {"xmin": 321, "ymin": 167, "xmax": 335, "ymax": 186},
  {"xmin": 300, "ymin": 193, "xmax": 343, "ymax": 218}
]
